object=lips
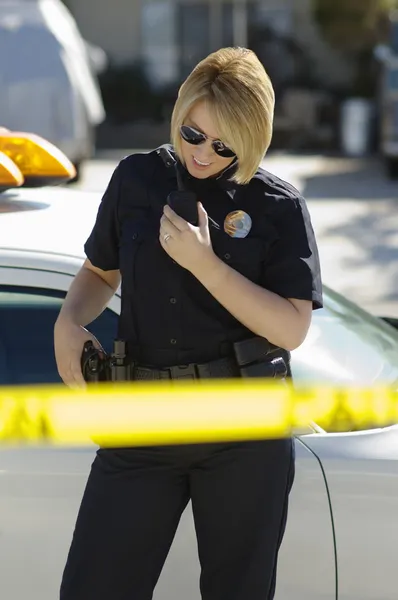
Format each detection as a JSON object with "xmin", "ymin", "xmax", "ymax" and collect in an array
[{"xmin": 192, "ymin": 156, "xmax": 211, "ymax": 168}]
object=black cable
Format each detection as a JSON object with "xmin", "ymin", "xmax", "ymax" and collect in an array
[{"xmin": 294, "ymin": 435, "xmax": 339, "ymax": 600}]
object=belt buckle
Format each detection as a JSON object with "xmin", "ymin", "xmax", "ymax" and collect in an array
[{"xmin": 168, "ymin": 363, "xmax": 197, "ymax": 380}]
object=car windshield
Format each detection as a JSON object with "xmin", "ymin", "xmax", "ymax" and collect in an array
[{"xmin": 291, "ymin": 286, "xmax": 398, "ymax": 386}]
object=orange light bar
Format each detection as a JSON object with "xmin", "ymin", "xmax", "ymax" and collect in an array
[
  {"xmin": 0, "ymin": 151, "xmax": 24, "ymax": 191},
  {"xmin": 0, "ymin": 131, "xmax": 76, "ymax": 186}
]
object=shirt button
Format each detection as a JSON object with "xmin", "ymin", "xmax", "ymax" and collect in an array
[
  {"xmin": 170, "ymin": 297, "xmax": 177, "ymax": 304},
  {"xmin": 224, "ymin": 253, "xmax": 231, "ymax": 260},
  {"xmin": 170, "ymin": 338, "xmax": 177, "ymax": 345},
  {"xmin": 132, "ymin": 233, "xmax": 138, "ymax": 240}
]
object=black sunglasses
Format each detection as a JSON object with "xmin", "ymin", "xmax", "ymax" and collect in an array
[{"xmin": 180, "ymin": 125, "xmax": 236, "ymax": 158}]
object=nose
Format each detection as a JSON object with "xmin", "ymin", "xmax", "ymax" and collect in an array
[{"xmin": 197, "ymin": 139, "xmax": 215, "ymax": 159}]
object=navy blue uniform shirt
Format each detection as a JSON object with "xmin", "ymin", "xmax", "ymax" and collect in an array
[{"xmin": 84, "ymin": 145, "xmax": 323, "ymax": 367}]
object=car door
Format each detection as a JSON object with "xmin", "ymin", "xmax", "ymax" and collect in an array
[
  {"xmin": 300, "ymin": 426, "xmax": 398, "ymax": 600},
  {"xmin": 284, "ymin": 289, "xmax": 398, "ymax": 600},
  {"xmin": 273, "ymin": 434, "xmax": 337, "ymax": 600},
  {"xmin": 0, "ymin": 272, "xmax": 120, "ymax": 600}
]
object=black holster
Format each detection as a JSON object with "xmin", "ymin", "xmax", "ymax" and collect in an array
[
  {"xmin": 232, "ymin": 336, "xmax": 291, "ymax": 380},
  {"xmin": 81, "ymin": 339, "xmax": 134, "ymax": 383}
]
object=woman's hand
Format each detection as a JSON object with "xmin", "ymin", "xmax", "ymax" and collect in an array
[
  {"xmin": 54, "ymin": 317, "xmax": 105, "ymax": 389},
  {"xmin": 159, "ymin": 203, "xmax": 217, "ymax": 275}
]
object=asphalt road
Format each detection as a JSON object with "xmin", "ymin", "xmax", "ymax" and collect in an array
[{"xmin": 75, "ymin": 150, "xmax": 398, "ymax": 317}]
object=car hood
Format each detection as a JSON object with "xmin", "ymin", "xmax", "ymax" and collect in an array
[{"xmin": 0, "ymin": 187, "xmax": 102, "ymax": 258}]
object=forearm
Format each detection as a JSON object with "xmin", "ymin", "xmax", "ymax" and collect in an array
[
  {"xmin": 56, "ymin": 266, "xmax": 119, "ymax": 328},
  {"xmin": 194, "ymin": 256, "xmax": 310, "ymax": 351}
]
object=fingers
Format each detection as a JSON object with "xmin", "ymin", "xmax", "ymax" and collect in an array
[
  {"xmin": 160, "ymin": 213, "xmax": 181, "ymax": 237},
  {"xmin": 88, "ymin": 331, "xmax": 106, "ymax": 355},
  {"xmin": 159, "ymin": 223, "xmax": 170, "ymax": 240},
  {"xmin": 159, "ymin": 231, "xmax": 170, "ymax": 253},
  {"xmin": 197, "ymin": 202, "xmax": 208, "ymax": 230},
  {"xmin": 59, "ymin": 355, "xmax": 86, "ymax": 389},
  {"xmin": 55, "ymin": 326, "xmax": 100, "ymax": 389},
  {"xmin": 70, "ymin": 346, "xmax": 87, "ymax": 388},
  {"xmin": 70, "ymin": 361, "xmax": 87, "ymax": 389},
  {"xmin": 159, "ymin": 215, "xmax": 182, "ymax": 251},
  {"xmin": 163, "ymin": 205, "xmax": 190, "ymax": 231}
]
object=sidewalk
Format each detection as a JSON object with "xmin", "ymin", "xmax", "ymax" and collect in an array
[
  {"xmin": 267, "ymin": 153, "xmax": 398, "ymax": 318},
  {"xmin": 86, "ymin": 151, "xmax": 398, "ymax": 317}
]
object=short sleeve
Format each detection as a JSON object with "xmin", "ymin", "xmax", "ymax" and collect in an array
[
  {"xmin": 262, "ymin": 196, "xmax": 323, "ymax": 309},
  {"xmin": 84, "ymin": 162, "xmax": 122, "ymax": 271}
]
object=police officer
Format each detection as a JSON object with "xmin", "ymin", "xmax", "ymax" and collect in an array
[{"xmin": 54, "ymin": 47, "xmax": 323, "ymax": 600}]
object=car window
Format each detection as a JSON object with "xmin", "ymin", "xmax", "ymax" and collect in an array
[
  {"xmin": 291, "ymin": 287, "xmax": 398, "ymax": 387},
  {"xmin": 0, "ymin": 287, "xmax": 117, "ymax": 385}
]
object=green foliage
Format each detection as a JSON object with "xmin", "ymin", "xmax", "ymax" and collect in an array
[
  {"xmin": 311, "ymin": 0, "xmax": 397, "ymax": 51},
  {"xmin": 311, "ymin": 0, "xmax": 398, "ymax": 97}
]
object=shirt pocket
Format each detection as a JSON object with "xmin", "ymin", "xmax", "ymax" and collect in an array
[
  {"xmin": 214, "ymin": 235, "xmax": 266, "ymax": 283},
  {"xmin": 119, "ymin": 218, "xmax": 155, "ymax": 294}
]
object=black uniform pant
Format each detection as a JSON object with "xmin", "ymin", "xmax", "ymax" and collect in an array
[{"xmin": 60, "ymin": 437, "xmax": 295, "ymax": 600}]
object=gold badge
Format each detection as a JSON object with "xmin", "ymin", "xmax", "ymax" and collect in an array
[{"xmin": 224, "ymin": 210, "xmax": 252, "ymax": 238}]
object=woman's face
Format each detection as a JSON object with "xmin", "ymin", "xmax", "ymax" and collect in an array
[{"xmin": 180, "ymin": 101, "xmax": 235, "ymax": 179}]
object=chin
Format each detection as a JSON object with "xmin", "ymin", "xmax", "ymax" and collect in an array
[
  {"xmin": 191, "ymin": 169, "xmax": 212, "ymax": 179},
  {"xmin": 185, "ymin": 162, "xmax": 210, "ymax": 179}
]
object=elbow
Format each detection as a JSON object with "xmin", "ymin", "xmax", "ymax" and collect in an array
[
  {"xmin": 281, "ymin": 322, "xmax": 311, "ymax": 351},
  {"xmin": 282, "ymin": 301, "xmax": 312, "ymax": 350},
  {"xmin": 258, "ymin": 321, "xmax": 310, "ymax": 352},
  {"xmin": 256, "ymin": 329, "xmax": 306, "ymax": 352},
  {"xmin": 253, "ymin": 298, "xmax": 313, "ymax": 351},
  {"xmin": 282, "ymin": 337, "xmax": 305, "ymax": 352}
]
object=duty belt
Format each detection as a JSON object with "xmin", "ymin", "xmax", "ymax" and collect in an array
[
  {"xmin": 81, "ymin": 338, "xmax": 290, "ymax": 383},
  {"xmin": 134, "ymin": 356, "xmax": 239, "ymax": 381}
]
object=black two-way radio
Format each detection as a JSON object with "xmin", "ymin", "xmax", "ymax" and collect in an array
[{"xmin": 156, "ymin": 146, "xmax": 199, "ymax": 226}]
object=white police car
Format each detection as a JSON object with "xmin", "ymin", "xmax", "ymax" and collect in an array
[{"xmin": 0, "ymin": 131, "xmax": 398, "ymax": 600}]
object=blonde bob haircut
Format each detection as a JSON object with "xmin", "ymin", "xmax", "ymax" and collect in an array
[{"xmin": 171, "ymin": 47, "xmax": 275, "ymax": 185}]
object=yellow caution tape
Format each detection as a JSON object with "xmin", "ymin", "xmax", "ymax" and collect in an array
[{"xmin": 0, "ymin": 381, "xmax": 397, "ymax": 447}]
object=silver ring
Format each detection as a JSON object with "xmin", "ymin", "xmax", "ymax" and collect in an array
[{"xmin": 163, "ymin": 233, "xmax": 171, "ymax": 243}]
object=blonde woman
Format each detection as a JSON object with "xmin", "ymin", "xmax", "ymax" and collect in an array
[{"xmin": 56, "ymin": 47, "xmax": 322, "ymax": 600}]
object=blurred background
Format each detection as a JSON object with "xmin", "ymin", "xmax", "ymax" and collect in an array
[
  {"xmin": 1, "ymin": 0, "xmax": 398, "ymax": 316},
  {"xmin": 61, "ymin": 0, "xmax": 398, "ymax": 172},
  {"xmin": 2, "ymin": 0, "xmax": 398, "ymax": 166}
]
